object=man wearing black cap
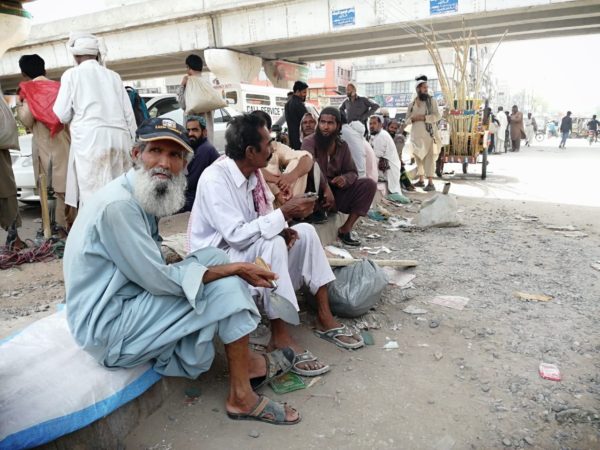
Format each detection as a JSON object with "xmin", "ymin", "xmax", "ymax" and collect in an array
[
  {"xmin": 63, "ymin": 117, "xmax": 301, "ymax": 425},
  {"xmin": 284, "ymin": 80, "xmax": 309, "ymax": 150},
  {"xmin": 302, "ymin": 107, "xmax": 377, "ymax": 246}
]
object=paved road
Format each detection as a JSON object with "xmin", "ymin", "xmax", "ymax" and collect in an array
[{"xmin": 2, "ymin": 136, "xmax": 599, "ymax": 244}]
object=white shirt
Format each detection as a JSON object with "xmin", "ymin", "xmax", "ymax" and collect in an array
[
  {"xmin": 340, "ymin": 124, "xmax": 366, "ymax": 177},
  {"xmin": 188, "ymin": 158, "xmax": 286, "ymax": 252},
  {"xmin": 497, "ymin": 112, "xmax": 508, "ymax": 135},
  {"xmin": 370, "ymin": 129, "xmax": 400, "ymax": 163}
]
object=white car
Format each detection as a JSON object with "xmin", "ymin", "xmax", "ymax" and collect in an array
[
  {"xmin": 144, "ymin": 94, "xmax": 241, "ymax": 152},
  {"xmin": 10, "ymin": 134, "xmax": 38, "ymax": 204}
]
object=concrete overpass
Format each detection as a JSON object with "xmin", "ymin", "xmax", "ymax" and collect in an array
[{"xmin": 1, "ymin": 0, "xmax": 599, "ymax": 90}]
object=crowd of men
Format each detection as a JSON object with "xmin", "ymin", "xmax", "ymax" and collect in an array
[{"xmin": 1, "ymin": 31, "xmax": 580, "ymax": 425}]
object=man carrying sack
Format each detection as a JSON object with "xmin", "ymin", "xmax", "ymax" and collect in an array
[{"xmin": 177, "ymin": 54, "xmax": 226, "ymax": 146}]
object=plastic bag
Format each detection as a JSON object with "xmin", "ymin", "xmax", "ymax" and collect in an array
[
  {"xmin": 325, "ymin": 259, "xmax": 388, "ymax": 318},
  {"xmin": 18, "ymin": 80, "xmax": 64, "ymax": 137},
  {"xmin": 184, "ymin": 76, "xmax": 226, "ymax": 114}
]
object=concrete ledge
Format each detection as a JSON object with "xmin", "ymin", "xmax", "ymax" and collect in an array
[{"xmin": 39, "ymin": 377, "xmax": 184, "ymax": 450}]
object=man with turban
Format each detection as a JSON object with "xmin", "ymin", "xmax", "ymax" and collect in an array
[
  {"xmin": 405, "ymin": 75, "xmax": 441, "ymax": 192},
  {"xmin": 53, "ymin": 32, "xmax": 137, "ymax": 208}
]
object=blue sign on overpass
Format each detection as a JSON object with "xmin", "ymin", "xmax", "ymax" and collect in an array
[
  {"xmin": 331, "ymin": 7, "xmax": 355, "ymax": 28},
  {"xmin": 430, "ymin": 0, "xmax": 458, "ymax": 16}
]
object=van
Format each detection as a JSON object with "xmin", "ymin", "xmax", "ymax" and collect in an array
[{"xmin": 214, "ymin": 83, "xmax": 290, "ymax": 122}]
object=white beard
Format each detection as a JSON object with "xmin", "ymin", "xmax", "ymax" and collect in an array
[{"xmin": 133, "ymin": 166, "xmax": 186, "ymax": 218}]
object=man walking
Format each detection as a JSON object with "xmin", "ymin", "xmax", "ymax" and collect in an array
[
  {"xmin": 559, "ymin": 111, "xmax": 573, "ymax": 149},
  {"xmin": 53, "ymin": 32, "xmax": 136, "ymax": 208},
  {"xmin": 496, "ymin": 106, "xmax": 508, "ymax": 153},
  {"xmin": 509, "ymin": 105, "xmax": 524, "ymax": 152},
  {"xmin": 16, "ymin": 54, "xmax": 75, "ymax": 229},
  {"xmin": 284, "ymin": 81, "xmax": 309, "ymax": 150},
  {"xmin": 587, "ymin": 114, "xmax": 600, "ymax": 143},
  {"xmin": 524, "ymin": 112, "xmax": 537, "ymax": 147},
  {"xmin": 339, "ymin": 83, "xmax": 379, "ymax": 131}
]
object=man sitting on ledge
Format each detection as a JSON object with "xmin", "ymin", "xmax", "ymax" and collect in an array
[
  {"xmin": 188, "ymin": 114, "xmax": 364, "ymax": 379},
  {"xmin": 63, "ymin": 118, "xmax": 300, "ymax": 425},
  {"xmin": 301, "ymin": 107, "xmax": 377, "ymax": 246}
]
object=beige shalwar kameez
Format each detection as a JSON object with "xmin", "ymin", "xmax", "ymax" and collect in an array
[{"xmin": 405, "ymin": 97, "xmax": 441, "ymax": 178}]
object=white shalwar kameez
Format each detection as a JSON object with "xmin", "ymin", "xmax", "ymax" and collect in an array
[
  {"xmin": 53, "ymin": 59, "xmax": 136, "ymax": 207},
  {"xmin": 188, "ymin": 158, "xmax": 335, "ymax": 320},
  {"xmin": 369, "ymin": 129, "xmax": 402, "ymax": 194}
]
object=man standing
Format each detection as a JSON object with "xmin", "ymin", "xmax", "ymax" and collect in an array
[
  {"xmin": 387, "ymin": 119, "xmax": 415, "ymax": 191},
  {"xmin": 559, "ymin": 111, "xmax": 573, "ymax": 149},
  {"xmin": 16, "ymin": 54, "xmax": 74, "ymax": 229},
  {"xmin": 177, "ymin": 54, "xmax": 216, "ymax": 144},
  {"xmin": 587, "ymin": 114, "xmax": 600, "ymax": 143},
  {"xmin": 181, "ymin": 115, "xmax": 219, "ymax": 212},
  {"xmin": 284, "ymin": 81, "xmax": 309, "ymax": 150},
  {"xmin": 189, "ymin": 113, "xmax": 364, "ymax": 377},
  {"xmin": 405, "ymin": 75, "xmax": 442, "ymax": 192},
  {"xmin": 496, "ymin": 106, "xmax": 508, "ymax": 153},
  {"xmin": 0, "ymin": 89, "xmax": 25, "ymax": 250},
  {"xmin": 63, "ymin": 117, "xmax": 300, "ymax": 425},
  {"xmin": 524, "ymin": 112, "xmax": 537, "ymax": 147},
  {"xmin": 302, "ymin": 108, "xmax": 378, "ymax": 245},
  {"xmin": 339, "ymin": 83, "xmax": 379, "ymax": 132},
  {"xmin": 509, "ymin": 105, "xmax": 524, "ymax": 152},
  {"xmin": 369, "ymin": 116, "xmax": 409, "ymax": 202},
  {"xmin": 53, "ymin": 32, "xmax": 136, "ymax": 208}
]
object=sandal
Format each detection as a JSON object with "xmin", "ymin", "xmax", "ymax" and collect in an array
[
  {"xmin": 250, "ymin": 347, "xmax": 295, "ymax": 390},
  {"xmin": 291, "ymin": 350, "xmax": 330, "ymax": 377},
  {"xmin": 227, "ymin": 395, "xmax": 301, "ymax": 425},
  {"xmin": 314, "ymin": 325, "xmax": 365, "ymax": 350},
  {"xmin": 413, "ymin": 180, "xmax": 425, "ymax": 187}
]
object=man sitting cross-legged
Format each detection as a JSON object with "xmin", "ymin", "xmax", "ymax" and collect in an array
[
  {"xmin": 188, "ymin": 114, "xmax": 364, "ymax": 378},
  {"xmin": 63, "ymin": 118, "xmax": 300, "ymax": 425}
]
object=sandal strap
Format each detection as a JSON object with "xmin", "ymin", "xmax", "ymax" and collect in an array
[
  {"xmin": 293, "ymin": 350, "xmax": 317, "ymax": 366},
  {"xmin": 264, "ymin": 349, "xmax": 293, "ymax": 378},
  {"xmin": 250, "ymin": 395, "xmax": 286, "ymax": 422},
  {"xmin": 323, "ymin": 325, "xmax": 352, "ymax": 339}
]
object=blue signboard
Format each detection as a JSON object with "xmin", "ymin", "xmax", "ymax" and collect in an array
[
  {"xmin": 331, "ymin": 7, "xmax": 355, "ymax": 28},
  {"xmin": 430, "ymin": 0, "xmax": 458, "ymax": 15}
]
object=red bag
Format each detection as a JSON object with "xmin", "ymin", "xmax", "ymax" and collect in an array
[{"xmin": 18, "ymin": 80, "xmax": 64, "ymax": 137}]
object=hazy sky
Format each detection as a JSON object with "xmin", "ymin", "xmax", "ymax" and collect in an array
[{"xmin": 24, "ymin": 0, "xmax": 600, "ymax": 115}]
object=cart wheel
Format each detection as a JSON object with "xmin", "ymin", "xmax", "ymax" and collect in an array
[
  {"xmin": 462, "ymin": 162, "xmax": 468, "ymax": 174},
  {"xmin": 535, "ymin": 132, "xmax": 544, "ymax": 142},
  {"xmin": 481, "ymin": 149, "xmax": 487, "ymax": 180}
]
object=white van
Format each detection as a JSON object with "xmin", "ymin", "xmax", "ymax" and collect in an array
[{"xmin": 214, "ymin": 83, "xmax": 290, "ymax": 122}]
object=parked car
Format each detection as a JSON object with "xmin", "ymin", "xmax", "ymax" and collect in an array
[
  {"xmin": 144, "ymin": 95, "xmax": 241, "ymax": 152},
  {"xmin": 10, "ymin": 134, "xmax": 38, "ymax": 204}
]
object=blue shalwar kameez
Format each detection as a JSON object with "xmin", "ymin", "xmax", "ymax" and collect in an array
[{"xmin": 63, "ymin": 169, "xmax": 260, "ymax": 379}]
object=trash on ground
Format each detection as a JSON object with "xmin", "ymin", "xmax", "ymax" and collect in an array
[
  {"xmin": 386, "ymin": 217, "xmax": 414, "ymax": 230},
  {"xmin": 539, "ymin": 363, "xmax": 561, "ymax": 381},
  {"xmin": 184, "ymin": 386, "xmax": 201, "ymax": 405},
  {"xmin": 514, "ymin": 291, "xmax": 553, "ymax": 302},
  {"xmin": 324, "ymin": 245, "xmax": 354, "ymax": 260},
  {"xmin": 556, "ymin": 231, "xmax": 588, "ymax": 238},
  {"xmin": 430, "ymin": 295, "xmax": 470, "ymax": 310},
  {"xmin": 270, "ymin": 372, "xmax": 306, "ymax": 394},
  {"xmin": 434, "ymin": 351, "xmax": 444, "ymax": 361},
  {"xmin": 367, "ymin": 210, "xmax": 387, "ymax": 222},
  {"xmin": 383, "ymin": 340, "xmax": 400, "ymax": 350},
  {"xmin": 360, "ymin": 330, "xmax": 375, "ymax": 345},
  {"xmin": 403, "ymin": 305, "xmax": 428, "ymax": 315},
  {"xmin": 545, "ymin": 224, "xmax": 578, "ymax": 231},
  {"xmin": 365, "ymin": 233, "xmax": 381, "ymax": 239},
  {"xmin": 592, "ymin": 261, "xmax": 600, "ymax": 272},
  {"xmin": 382, "ymin": 267, "xmax": 416, "ymax": 287},
  {"xmin": 515, "ymin": 215, "xmax": 539, "ymax": 222},
  {"xmin": 415, "ymin": 194, "xmax": 461, "ymax": 228},
  {"xmin": 360, "ymin": 246, "xmax": 392, "ymax": 255},
  {"xmin": 306, "ymin": 376, "xmax": 323, "ymax": 389}
]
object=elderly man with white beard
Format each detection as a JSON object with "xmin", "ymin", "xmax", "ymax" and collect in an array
[{"xmin": 63, "ymin": 118, "xmax": 301, "ymax": 425}]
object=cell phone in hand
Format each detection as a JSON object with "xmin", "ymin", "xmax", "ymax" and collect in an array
[{"xmin": 304, "ymin": 192, "xmax": 318, "ymax": 198}]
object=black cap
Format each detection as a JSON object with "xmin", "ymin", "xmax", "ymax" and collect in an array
[{"xmin": 136, "ymin": 118, "xmax": 193, "ymax": 153}]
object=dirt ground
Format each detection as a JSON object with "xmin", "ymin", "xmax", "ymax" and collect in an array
[{"xmin": 1, "ymin": 139, "xmax": 599, "ymax": 449}]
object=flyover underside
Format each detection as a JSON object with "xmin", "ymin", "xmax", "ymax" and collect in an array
[{"xmin": 1, "ymin": 1, "xmax": 599, "ymax": 90}]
